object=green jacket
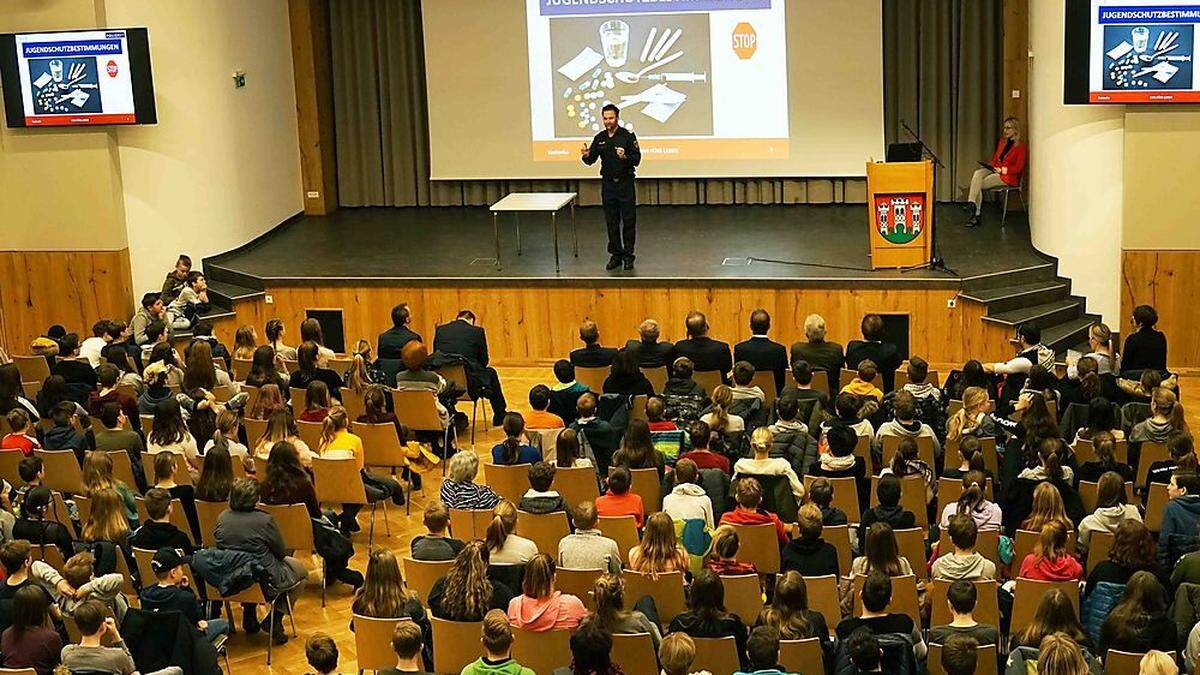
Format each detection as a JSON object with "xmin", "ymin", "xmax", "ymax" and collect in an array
[{"xmin": 460, "ymin": 657, "xmax": 535, "ymax": 675}]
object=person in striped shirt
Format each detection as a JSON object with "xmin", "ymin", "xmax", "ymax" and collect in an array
[{"xmin": 439, "ymin": 450, "xmax": 501, "ymax": 510}]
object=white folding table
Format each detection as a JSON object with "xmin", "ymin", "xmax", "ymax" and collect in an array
[{"xmin": 489, "ymin": 192, "xmax": 578, "ymax": 272}]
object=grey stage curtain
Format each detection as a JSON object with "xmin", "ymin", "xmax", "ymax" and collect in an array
[
  {"xmin": 884, "ymin": 0, "xmax": 1004, "ymax": 201},
  {"xmin": 330, "ymin": 0, "xmax": 998, "ymax": 207}
]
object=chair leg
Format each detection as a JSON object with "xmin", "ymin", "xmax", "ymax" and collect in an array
[
  {"xmin": 265, "ymin": 601, "xmax": 274, "ymax": 665},
  {"xmin": 368, "ymin": 502, "xmax": 377, "ymax": 551},
  {"xmin": 285, "ymin": 595, "xmax": 298, "ymax": 637},
  {"xmin": 1001, "ymin": 189, "xmax": 1010, "ymax": 229},
  {"xmin": 320, "ymin": 555, "xmax": 327, "ymax": 608},
  {"xmin": 470, "ymin": 399, "xmax": 478, "ymax": 448},
  {"xmin": 382, "ymin": 498, "xmax": 392, "ymax": 536}
]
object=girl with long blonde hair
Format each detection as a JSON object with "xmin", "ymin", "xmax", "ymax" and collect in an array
[
  {"xmin": 247, "ymin": 383, "xmax": 285, "ymax": 421},
  {"xmin": 83, "ymin": 487, "xmax": 131, "ymax": 545},
  {"xmin": 946, "ymin": 386, "xmax": 993, "ymax": 442},
  {"xmin": 352, "ymin": 549, "xmax": 420, "ymax": 617},
  {"xmin": 628, "ymin": 511, "xmax": 689, "ymax": 575},
  {"xmin": 1022, "ymin": 482, "xmax": 1074, "ymax": 533},
  {"xmin": 429, "ymin": 541, "xmax": 507, "ymax": 622},
  {"xmin": 1018, "ymin": 521, "xmax": 1082, "ymax": 582},
  {"xmin": 1035, "ymin": 633, "xmax": 1092, "ymax": 675},
  {"xmin": 233, "ymin": 325, "xmax": 258, "ymax": 361},
  {"xmin": 589, "ymin": 573, "xmax": 662, "ymax": 650},
  {"xmin": 345, "ymin": 339, "xmax": 375, "ymax": 396},
  {"xmin": 756, "ymin": 571, "xmax": 828, "ymax": 644},
  {"xmin": 254, "ymin": 409, "xmax": 312, "ymax": 465},
  {"xmin": 82, "ymin": 451, "xmax": 138, "ymax": 525},
  {"xmin": 483, "ymin": 500, "xmax": 538, "ymax": 565}
]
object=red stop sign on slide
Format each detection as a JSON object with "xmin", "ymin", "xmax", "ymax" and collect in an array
[{"xmin": 106, "ymin": 60, "xmax": 119, "ymax": 77}]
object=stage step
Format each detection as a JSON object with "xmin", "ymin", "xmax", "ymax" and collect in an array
[
  {"xmin": 958, "ymin": 280, "xmax": 1070, "ymax": 315},
  {"xmin": 982, "ymin": 299, "xmax": 1083, "ymax": 330},
  {"xmin": 1041, "ymin": 316, "xmax": 1098, "ymax": 353},
  {"xmin": 959, "ymin": 262, "xmax": 1058, "ymax": 294},
  {"xmin": 207, "ymin": 280, "xmax": 265, "ymax": 307}
]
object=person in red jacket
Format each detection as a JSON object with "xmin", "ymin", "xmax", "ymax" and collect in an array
[
  {"xmin": 966, "ymin": 117, "xmax": 1026, "ymax": 228},
  {"xmin": 1017, "ymin": 520, "xmax": 1083, "ymax": 582}
]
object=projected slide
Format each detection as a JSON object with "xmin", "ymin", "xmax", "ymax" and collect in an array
[
  {"xmin": 11, "ymin": 29, "xmax": 137, "ymax": 126},
  {"xmin": 1090, "ymin": 1, "xmax": 1200, "ymax": 102},
  {"xmin": 526, "ymin": 0, "xmax": 788, "ymax": 161}
]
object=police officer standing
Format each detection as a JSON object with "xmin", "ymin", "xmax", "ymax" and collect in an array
[{"xmin": 582, "ymin": 104, "xmax": 641, "ymax": 271}]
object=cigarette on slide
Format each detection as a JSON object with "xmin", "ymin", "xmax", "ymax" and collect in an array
[
  {"xmin": 1152, "ymin": 44, "xmax": 1180, "ymax": 59},
  {"xmin": 648, "ymin": 30, "xmax": 672, "ymax": 65},
  {"xmin": 653, "ymin": 28, "xmax": 683, "ymax": 62},
  {"xmin": 639, "ymin": 27, "xmax": 658, "ymax": 64},
  {"xmin": 643, "ymin": 50, "xmax": 683, "ymax": 75}
]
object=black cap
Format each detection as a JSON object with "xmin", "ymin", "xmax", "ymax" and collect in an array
[{"xmin": 151, "ymin": 547, "xmax": 187, "ymax": 574}]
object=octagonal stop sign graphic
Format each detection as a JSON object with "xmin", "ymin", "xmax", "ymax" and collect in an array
[{"xmin": 732, "ymin": 22, "xmax": 757, "ymax": 59}]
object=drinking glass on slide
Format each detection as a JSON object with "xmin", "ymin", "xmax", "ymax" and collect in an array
[
  {"xmin": 1132, "ymin": 26, "xmax": 1150, "ymax": 53},
  {"xmin": 600, "ymin": 20, "xmax": 630, "ymax": 68}
]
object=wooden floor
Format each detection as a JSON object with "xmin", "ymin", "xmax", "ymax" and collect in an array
[{"xmin": 227, "ymin": 367, "xmax": 1200, "ymax": 673}]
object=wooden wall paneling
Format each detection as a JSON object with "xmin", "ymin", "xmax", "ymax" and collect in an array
[
  {"xmin": 1121, "ymin": 250, "xmax": 1200, "ymax": 369},
  {"xmin": 289, "ymin": 0, "xmax": 338, "ymax": 214},
  {"xmin": 0, "ymin": 250, "xmax": 133, "ymax": 355},
  {"xmin": 1003, "ymin": 0, "xmax": 1029, "ymax": 208}
]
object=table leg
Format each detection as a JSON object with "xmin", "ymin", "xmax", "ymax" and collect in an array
[
  {"xmin": 553, "ymin": 211, "xmax": 561, "ymax": 273},
  {"xmin": 571, "ymin": 198, "xmax": 578, "ymax": 257},
  {"xmin": 515, "ymin": 212, "xmax": 522, "ymax": 256},
  {"xmin": 492, "ymin": 211, "xmax": 501, "ymax": 270}
]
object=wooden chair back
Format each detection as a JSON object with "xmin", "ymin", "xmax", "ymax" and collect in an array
[
  {"xmin": 1012, "ymin": 529, "xmax": 1076, "ymax": 570},
  {"xmin": 1078, "ymin": 480, "xmax": 1134, "ymax": 512},
  {"xmin": 854, "ymin": 434, "xmax": 872, "ymax": 473},
  {"xmin": 1087, "ymin": 530, "xmax": 1117, "ymax": 575},
  {"xmin": 552, "ymin": 465, "xmax": 600, "ymax": 510},
  {"xmin": 628, "ymin": 395, "xmax": 648, "ymax": 424},
  {"xmin": 691, "ymin": 636, "xmax": 741, "ymax": 675},
  {"xmin": 431, "ymin": 618, "xmax": 483, "ymax": 674},
  {"xmin": 312, "ymin": 457, "xmax": 367, "ymax": 506},
  {"xmin": 575, "ymin": 366, "xmax": 608, "ymax": 393},
  {"xmin": 852, "ymin": 574, "xmax": 920, "ymax": 628},
  {"xmin": 403, "ymin": 557, "xmax": 454, "ymax": 605},
  {"xmin": 390, "ymin": 389, "xmax": 445, "ymax": 432},
  {"xmin": 231, "ymin": 358, "xmax": 252, "ymax": 382},
  {"xmin": 73, "ymin": 494, "xmax": 92, "ymax": 527},
  {"xmin": 240, "ymin": 385, "xmax": 260, "ymax": 419},
  {"xmin": 944, "ymin": 436, "xmax": 999, "ymax": 477},
  {"xmin": 779, "ymin": 638, "xmax": 826, "ymax": 675},
  {"xmin": 751, "ymin": 370, "xmax": 778, "ymax": 407},
  {"xmin": 629, "ymin": 467, "xmax": 662, "ymax": 512},
  {"xmin": 1104, "ymin": 650, "xmax": 1176, "ymax": 675},
  {"xmin": 12, "ymin": 355, "xmax": 50, "ymax": 383},
  {"xmin": 596, "ymin": 515, "xmax": 639, "ymax": 564},
  {"xmin": 1136, "ymin": 441, "xmax": 1171, "ymax": 487},
  {"xmin": 1011, "ymin": 578, "xmax": 1080, "ymax": 632},
  {"xmin": 730, "ymin": 522, "xmax": 781, "ymax": 574},
  {"xmin": 141, "ymin": 452, "xmax": 192, "ymax": 487},
  {"xmin": 140, "ymin": 414, "xmax": 155, "ymax": 437},
  {"xmin": 1146, "ymin": 482, "xmax": 1170, "ymax": 532},
  {"xmin": 611, "ymin": 632, "xmax": 659, "ymax": 675},
  {"xmin": 105, "ymin": 451, "xmax": 139, "ymax": 495},
  {"xmin": 929, "ymin": 578, "xmax": 1000, "ymax": 627},
  {"xmin": 483, "ymin": 462, "xmax": 532, "ymax": 505},
  {"xmin": 512, "ymin": 628, "xmax": 573, "ymax": 675},
  {"xmin": 353, "ymin": 615, "xmax": 410, "ymax": 671},
  {"xmin": 1073, "ymin": 437, "xmax": 1129, "ymax": 465},
  {"xmin": 0, "ymin": 668, "xmax": 38, "ymax": 675},
  {"xmin": 290, "ymin": 387, "xmax": 308, "ymax": 417},
  {"xmin": 881, "ymin": 434, "xmax": 936, "ymax": 470},
  {"xmin": 0, "ymin": 452, "xmax": 24, "ymax": 488},
  {"xmin": 259, "ymin": 503, "xmax": 315, "ymax": 556},
  {"xmin": 30, "ymin": 544, "xmax": 67, "ymax": 572},
  {"xmin": 254, "ymin": 455, "xmax": 269, "ymax": 478},
  {"xmin": 693, "ymin": 370, "xmax": 724, "ymax": 397},
  {"xmin": 641, "ymin": 367, "xmax": 668, "ymax": 394},
  {"xmin": 894, "ymin": 366, "xmax": 940, "ymax": 389},
  {"xmin": 555, "ymin": 567, "xmax": 602, "ymax": 611},
  {"xmin": 936, "ymin": 528, "xmax": 1001, "ymax": 570},
  {"xmin": 802, "ymin": 575, "xmax": 840, "ymax": 638},
  {"xmin": 194, "ymin": 499, "xmax": 226, "ymax": 548},
  {"xmin": 869, "ymin": 474, "xmax": 929, "ymax": 529},
  {"xmin": 34, "ymin": 449, "xmax": 85, "ymax": 494},
  {"xmin": 295, "ymin": 420, "xmax": 324, "ymax": 454},
  {"xmin": 803, "ymin": 475, "xmax": 861, "ymax": 523},
  {"xmin": 341, "ymin": 388, "xmax": 367, "ymax": 423},
  {"xmin": 719, "ymin": 573, "xmax": 763, "ymax": 624},
  {"xmin": 211, "ymin": 385, "xmax": 234, "ymax": 403},
  {"xmin": 449, "ymin": 508, "xmax": 495, "ymax": 542},
  {"xmin": 893, "ymin": 527, "xmax": 929, "ymax": 581},
  {"xmin": 515, "ymin": 510, "xmax": 571, "ymax": 554},
  {"xmin": 824, "ymin": 524, "xmax": 853, "ymax": 577},
  {"xmin": 928, "ymin": 643, "xmax": 998, "ymax": 675},
  {"xmin": 810, "ymin": 370, "xmax": 831, "ymax": 397},
  {"xmin": 623, "ymin": 570, "xmax": 686, "ymax": 623},
  {"xmin": 839, "ymin": 368, "xmax": 882, "ymax": 390},
  {"xmin": 351, "ymin": 421, "xmax": 411, "ymax": 472}
]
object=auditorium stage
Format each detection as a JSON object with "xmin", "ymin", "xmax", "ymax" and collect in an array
[{"xmin": 207, "ymin": 203, "xmax": 1043, "ymax": 289}]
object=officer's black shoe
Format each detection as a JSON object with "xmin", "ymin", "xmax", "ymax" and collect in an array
[
  {"xmin": 623, "ymin": 256, "xmax": 635, "ymax": 270},
  {"xmin": 606, "ymin": 255, "xmax": 622, "ymax": 270}
]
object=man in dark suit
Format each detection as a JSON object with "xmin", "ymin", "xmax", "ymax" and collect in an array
[
  {"xmin": 433, "ymin": 309, "xmax": 507, "ymax": 426},
  {"xmin": 845, "ymin": 313, "xmax": 902, "ymax": 393},
  {"xmin": 671, "ymin": 311, "xmax": 732, "ymax": 383},
  {"xmin": 378, "ymin": 303, "xmax": 422, "ymax": 360},
  {"xmin": 569, "ymin": 319, "xmax": 618, "ymax": 368},
  {"xmin": 624, "ymin": 318, "xmax": 674, "ymax": 368},
  {"xmin": 734, "ymin": 309, "xmax": 788, "ymax": 393}
]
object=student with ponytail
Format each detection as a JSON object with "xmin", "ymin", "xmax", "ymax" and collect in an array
[
  {"xmin": 1019, "ymin": 436, "xmax": 1075, "ymax": 484},
  {"xmin": 1075, "ymin": 430, "xmax": 1133, "ymax": 484},
  {"xmin": 945, "ymin": 387, "xmax": 995, "ymax": 444},
  {"xmin": 1131, "ymin": 388, "xmax": 1188, "ymax": 446},
  {"xmin": 942, "ymin": 436, "xmax": 992, "ymax": 481},
  {"xmin": 491, "ymin": 413, "xmax": 540, "ymax": 466},
  {"xmin": 317, "ymin": 406, "xmax": 404, "ymax": 533},
  {"xmin": 483, "ymin": 500, "xmax": 538, "ymax": 565},
  {"xmin": 343, "ymin": 339, "xmax": 385, "ymax": 396},
  {"xmin": 1019, "ymin": 520, "xmax": 1083, "ymax": 582},
  {"xmin": 938, "ymin": 469, "xmax": 1001, "ymax": 531},
  {"xmin": 203, "ymin": 409, "xmax": 249, "ymax": 471},
  {"xmin": 505, "ymin": 553, "xmax": 587, "ymax": 632}
]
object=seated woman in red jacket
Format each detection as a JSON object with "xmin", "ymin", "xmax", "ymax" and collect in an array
[{"xmin": 967, "ymin": 117, "xmax": 1026, "ymax": 228}]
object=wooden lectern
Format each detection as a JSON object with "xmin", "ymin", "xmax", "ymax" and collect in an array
[{"xmin": 866, "ymin": 159, "xmax": 934, "ymax": 269}]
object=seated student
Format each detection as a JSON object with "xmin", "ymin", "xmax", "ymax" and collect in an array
[
  {"xmin": 730, "ymin": 361, "xmax": 766, "ymax": 403},
  {"xmin": 570, "ymin": 320, "xmax": 618, "ymax": 369},
  {"xmin": 603, "ymin": 348, "xmax": 655, "ymax": 399},
  {"xmin": 734, "ymin": 427, "xmax": 806, "ymax": 502},
  {"xmin": 11, "ymin": 456, "xmax": 44, "ymax": 518},
  {"xmin": 165, "ymin": 271, "xmax": 208, "ymax": 330},
  {"xmin": 880, "ymin": 437, "xmax": 935, "ymax": 507},
  {"xmin": 305, "ymin": 633, "xmax": 341, "ymax": 675},
  {"xmin": 874, "ymin": 391, "xmax": 942, "ymax": 464},
  {"xmin": 611, "ymin": 418, "xmax": 666, "ymax": 480},
  {"xmin": 840, "ymin": 359, "xmax": 883, "ymax": 402},
  {"xmin": 188, "ymin": 321, "xmax": 230, "ymax": 367},
  {"xmin": 628, "ymin": 512, "xmax": 690, "ymax": 574},
  {"xmin": 701, "ymin": 385, "xmax": 745, "ymax": 442},
  {"xmin": 1078, "ymin": 471, "xmax": 1142, "ymax": 557},
  {"xmin": 1019, "ymin": 436, "xmax": 1077, "ymax": 484},
  {"xmin": 704, "ymin": 525, "xmax": 758, "ymax": 576},
  {"xmin": 92, "ymin": 402, "xmax": 145, "ymax": 482},
  {"xmin": 858, "ymin": 474, "xmax": 916, "ymax": 548},
  {"xmin": 937, "ymin": 470, "xmax": 1002, "ymax": 534},
  {"xmin": 680, "ymin": 420, "xmax": 731, "ymax": 475},
  {"xmin": 1019, "ymin": 521, "xmax": 1083, "ymax": 582},
  {"xmin": 524, "ymin": 385, "xmax": 564, "ymax": 429},
  {"xmin": 901, "ymin": 356, "xmax": 940, "ymax": 403},
  {"xmin": 929, "ymin": 580, "xmax": 998, "ymax": 646},
  {"xmin": 940, "ymin": 436, "xmax": 993, "ymax": 483},
  {"xmin": 289, "ymin": 341, "xmax": 343, "ymax": 404},
  {"xmin": 298, "ymin": 380, "xmax": 333, "ymax": 423},
  {"xmin": 720, "ymin": 476, "xmax": 790, "ymax": 546},
  {"xmin": 506, "ymin": 554, "xmax": 587, "ymax": 632},
  {"xmin": 43, "ymin": 401, "xmax": 89, "ymax": 461},
  {"xmin": 765, "ymin": 397, "xmax": 815, "ymax": 475},
  {"xmin": 86, "ymin": 365, "xmax": 139, "ymax": 428},
  {"xmin": 318, "ymin": 407, "xmax": 405, "ymax": 531},
  {"xmin": 821, "ymin": 392, "xmax": 876, "ymax": 444},
  {"xmin": 2, "ymin": 409, "xmax": 41, "ymax": 457},
  {"xmin": 52, "ymin": 333, "xmax": 99, "ymax": 391},
  {"xmin": 428, "ymin": 542, "xmax": 516, "ymax": 622},
  {"xmin": 485, "ymin": 501, "xmax": 539, "ymax": 566},
  {"xmin": 378, "ymin": 620, "xmax": 426, "ymax": 675},
  {"xmin": 842, "ymin": 627, "xmax": 886, "ymax": 674},
  {"xmin": 595, "ymin": 466, "xmax": 645, "ymax": 528},
  {"xmin": 13, "ymin": 487, "xmax": 75, "ymax": 555},
  {"xmin": 555, "ymin": 619, "xmax": 623, "ymax": 675},
  {"xmin": 569, "ymin": 393, "xmax": 620, "ymax": 473},
  {"xmin": 1097, "ymin": 571, "xmax": 1176, "ymax": 660},
  {"xmin": 558, "ymin": 502, "xmax": 621, "ymax": 574},
  {"xmin": 519, "ymin": 462, "xmax": 571, "ymax": 522},
  {"xmin": 0, "ymin": 540, "xmax": 74, "ymax": 632},
  {"xmin": 410, "ymin": 501, "xmax": 465, "ymax": 562},
  {"xmin": 782, "ymin": 504, "xmax": 840, "ymax": 578},
  {"xmin": 140, "ymin": 547, "xmax": 229, "ymax": 645},
  {"xmin": 350, "ymin": 549, "xmax": 432, "ymax": 667},
  {"xmin": 645, "ymin": 397, "xmax": 686, "ymax": 462},
  {"xmin": 549, "ymin": 360, "xmax": 589, "ymax": 424},
  {"xmin": 755, "ymin": 572, "xmax": 831, "ymax": 655},
  {"xmin": 658, "ymin": 632, "xmax": 701, "ymax": 675},
  {"xmin": 931, "ymin": 514, "xmax": 997, "ymax": 581},
  {"xmin": 128, "ymin": 488, "xmax": 194, "ymax": 554},
  {"xmin": 1086, "ymin": 520, "xmax": 1161, "ymax": 598},
  {"xmin": 1158, "ymin": 470, "xmax": 1200, "ymax": 571},
  {"xmin": 779, "ymin": 359, "xmax": 830, "ymax": 413},
  {"xmin": 936, "ymin": 634, "xmax": 980, "ymax": 675},
  {"xmin": 809, "ymin": 477, "xmax": 849, "ymax": 527},
  {"xmin": 1122, "ymin": 304, "xmax": 1168, "ymax": 373},
  {"xmin": 1146, "ymin": 431, "xmax": 1195, "ymax": 487},
  {"xmin": 662, "ymin": 458, "xmax": 715, "ymax": 528},
  {"xmin": 553, "ymin": 428, "xmax": 595, "ymax": 470},
  {"xmin": 59, "ymin": 599, "xmax": 141, "ymax": 675},
  {"xmin": 734, "ymin": 626, "xmax": 788, "ymax": 675},
  {"xmin": 809, "ymin": 424, "xmax": 869, "ymax": 511},
  {"xmin": 668, "ymin": 570, "xmax": 751, "ymax": 670},
  {"xmin": 835, "ymin": 571, "xmax": 926, "ymax": 661},
  {"xmin": 57, "ymin": 551, "xmax": 125, "ymax": 622},
  {"xmin": 491, "ymin": 413, "xmax": 540, "ymax": 466},
  {"xmin": 462, "ymin": 610, "xmax": 535, "ymax": 675},
  {"xmin": 661, "ymin": 356, "xmax": 708, "ymax": 420},
  {"xmin": 1, "ymin": 585, "xmax": 63, "ymax": 675}
]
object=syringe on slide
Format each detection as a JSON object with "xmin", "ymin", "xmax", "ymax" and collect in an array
[{"xmin": 642, "ymin": 72, "xmax": 707, "ymax": 82}]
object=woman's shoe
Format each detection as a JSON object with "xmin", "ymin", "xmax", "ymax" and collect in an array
[
  {"xmin": 242, "ymin": 605, "xmax": 260, "ymax": 635},
  {"xmin": 332, "ymin": 568, "xmax": 365, "ymax": 588},
  {"xmin": 966, "ymin": 214, "xmax": 981, "ymax": 228}
]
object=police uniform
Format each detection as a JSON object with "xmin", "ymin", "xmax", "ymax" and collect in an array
[{"xmin": 582, "ymin": 125, "xmax": 641, "ymax": 264}]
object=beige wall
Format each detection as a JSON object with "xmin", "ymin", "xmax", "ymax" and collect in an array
[
  {"xmin": 0, "ymin": 0, "xmax": 128, "ymax": 251},
  {"xmin": 1123, "ymin": 110, "xmax": 1200, "ymax": 250}
]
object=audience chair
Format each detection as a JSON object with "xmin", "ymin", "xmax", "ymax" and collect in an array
[
  {"xmin": 280, "ymin": 359, "xmax": 300, "ymax": 374},
  {"xmin": 90, "ymin": 416, "xmax": 129, "ymax": 434},
  {"xmin": 341, "ymin": 388, "xmax": 367, "ymax": 423},
  {"xmin": 211, "ymin": 385, "xmax": 234, "ymax": 403},
  {"xmin": 555, "ymin": 567, "xmax": 602, "ymax": 611},
  {"xmin": 402, "ymin": 557, "xmax": 453, "ymax": 605},
  {"xmin": 483, "ymin": 462, "xmax": 532, "ymax": 505},
  {"xmin": 0, "ymin": 452, "xmax": 23, "ymax": 489},
  {"xmin": 49, "ymin": 491, "xmax": 74, "ymax": 534},
  {"xmin": 852, "ymin": 574, "xmax": 920, "ymax": 628},
  {"xmin": 231, "ymin": 358, "xmax": 252, "ymax": 382},
  {"xmin": 1136, "ymin": 441, "xmax": 1170, "ymax": 488},
  {"xmin": 552, "ymin": 465, "xmax": 601, "ymax": 510},
  {"xmin": 693, "ymin": 370, "xmax": 723, "ymax": 397},
  {"xmin": 853, "ymin": 434, "xmax": 873, "ymax": 474},
  {"xmin": 1146, "ymin": 482, "xmax": 1170, "ymax": 532},
  {"xmin": 802, "ymin": 575, "xmax": 841, "ymax": 638},
  {"xmin": 139, "ymin": 414, "xmax": 155, "ymax": 437},
  {"xmin": 779, "ymin": 638, "xmax": 826, "ymax": 675},
  {"xmin": 870, "ymin": 474, "xmax": 928, "ymax": 530},
  {"xmin": 254, "ymin": 456, "xmax": 269, "ymax": 478},
  {"xmin": 431, "ymin": 618, "xmax": 483, "ymax": 674},
  {"xmin": 996, "ymin": 176, "xmax": 1026, "ymax": 230},
  {"xmin": 260, "ymin": 502, "xmax": 323, "ymax": 604},
  {"xmin": 803, "ymin": 475, "xmax": 861, "ymax": 523},
  {"xmin": 881, "ymin": 435, "xmax": 936, "ymax": 470},
  {"xmin": 34, "ymin": 450, "xmax": 85, "ymax": 494},
  {"xmin": 629, "ymin": 395, "xmax": 648, "ymax": 424},
  {"xmin": 29, "ymin": 544, "xmax": 67, "ymax": 572},
  {"xmin": 141, "ymin": 452, "xmax": 192, "ymax": 487},
  {"xmin": 935, "ymin": 476, "xmax": 994, "ymax": 517},
  {"xmin": 194, "ymin": 499, "xmax": 225, "ymax": 548},
  {"xmin": 944, "ymin": 436, "xmax": 999, "ymax": 477},
  {"xmin": 213, "ymin": 580, "xmax": 297, "ymax": 665},
  {"xmin": 440, "ymin": 362, "xmax": 488, "ymax": 447},
  {"xmin": 927, "ymin": 643, "xmax": 998, "ymax": 675},
  {"xmin": 1104, "ymin": 650, "xmax": 1176, "ymax": 675},
  {"xmin": 327, "ymin": 357, "xmax": 354, "ymax": 378},
  {"xmin": 313, "ymin": 456, "xmax": 385, "ymax": 548},
  {"xmin": 624, "ymin": 570, "xmax": 686, "ymax": 624},
  {"xmin": 810, "ymin": 370, "xmax": 831, "ymax": 398},
  {"xmin": 512, "ymin": 627, "xmax": 573, "ymax": 675},
  {"xmin": 611, "ymin": 632, "xmax": 659, "ymax": 675},
  {"xmin": 390, "ymin": 389, "xmax": 453, "ymax": 464},
  {"xmin": 515, "ymin": 510, "xmax": 571, "ymax": 554},
  {"xmin": 1011, "ymin": 578, "xmax": 1080, "ymax": 630},
  {"xmin": 730, "ymin": 522, "xmax": 781, "ymax": 574},
  {"xmin": 241, "ymin": 385, "xmax": 260, "ymax": 418},
  {"xmin": 936, "ymin": 528, "xmax": 1001, "ymax": 570},
  {"xmin": 824, "ymin": 524, "xmax": 853, "ymax": 577},
  {"xmin": 1078, "ymin": 480, "xmax": 1133, "ymax": 513},
  {"xmin": 1012, "ymin": 529, "xmax": 1076, "ymax": 569},
  {"xmin": 574, "ymin": 366, "xmax": 607, "ymax": 394},
  {"xmin": 596, "ymin": 515, "xmax": 639, "ymax": 564},
  {"xmin": 295, "ymin": 420, "xmax": 324, "ymax": 454},
  {"xmin": 719, "ymin": 573, "xmax": 764, "ymax": 625},
  {"xmin": 73, "ymin": 495, "xmax": 92, "ymax": 528},
  {"xmin": 0, "ymin": 668, "xmax": 36, "ymax": 675},
  {"xmin": 839, "ymin": 368, "xmax": 883, "ymax": 391},
  {"xmin": 691, "ymin": 636, "xmax": 741, "ymax": 675},
  {"xmin": 640, "ymin": 367, "xmax": 668, "ymax": 394},
  {"xmin": 1086, "ymin": 530, "xmax": 1117, "ymax": 576},
  {"xmin": 629, "ymin": 467, "xmax": 662, "ymax": 512},
  {"xmin": 21, "ymin": 380, "xmax": 43, "ymax": 402},
  {"xmin": 750, "ymin": 370, "xmax": 778, "ymax": 407},
  {"xmin": 12, "ymin": 355, "xmax": 50, "ymax": 384},
  {"xmin": 893, "ymin": 527, "xmax": 929, "ymax": 581},
  {"xmin": 1073, "ymin": 437, "xmax": 1129, "ymax": 465},
  {"xmin": 290, "ymin": 387, "xmax": 308, "ymax": 419},
  {"xmin": 353, "ymin": 615, "xmax": 412, "ymax": 671},
  {"xmin": 105, "ymin": 451, "xmax": 140, "ymax": 495},
  {"xmin": 449, "ymin": 508, "xmax": 495, "ymax": 542},
  {"xmin": 929, "ymin": 578, "xmax": 1000, "ymax": 627}
]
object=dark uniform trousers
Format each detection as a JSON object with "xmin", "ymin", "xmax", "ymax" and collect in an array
[{"xmin": 602, "ymin": 176, "xmax": 637, "ymax": 258}]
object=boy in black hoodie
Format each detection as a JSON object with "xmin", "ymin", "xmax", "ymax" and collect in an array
[
  {"xmin": 857, "ymin": 474, "xmax": 916, "ymax": 548},
  {"xmin": 782, "ymin": 503, "xmax": 841, "ymax": 578},
  {"xmin": 139, "ymin": 547, "xmax": 228, "ymax": 646},
  {"xmin": 518, "ymin": 462, "xmax": 573, "ymax": 529},
  {"xmin": 129, "ymin": 488, "xmax": 194, "ymax": 554}
]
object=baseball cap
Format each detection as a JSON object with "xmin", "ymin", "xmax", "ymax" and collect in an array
[{"xmin": 151, "ymin": 547, "xmax": 187, "ymax": 574}]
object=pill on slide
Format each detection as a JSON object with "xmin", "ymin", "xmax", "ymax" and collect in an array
[
  {"xmin": 562, "ymin": 88, "xmax": 572, "ymax": 98},
  {"xmin": 578, "ymin": 120, "xmax": 587, "ymax": 128},
  {"xmin": 591, "ymin": 78, "xmax": 600, "ymax": 88},
  {"xmin": 592, "ymin": 67, "xmax": 602, "ymax": 77},
  {"xmin": 574, "ymin": 95, "xmax": 582, "ymax": 101},
  {"xmin": 590, "ymin": 103, "xmax": 596, "ymax": 109},
  {"xmin": 592, "ymin": 123, "xmax": 600, "ymax": 131},
  {"xmin": 581, "ymin": 81, "xmax": 591, "ymax": 90}
]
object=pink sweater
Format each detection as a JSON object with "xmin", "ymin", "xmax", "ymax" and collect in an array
[{"xmin": 507, "ymin": 591, "xmax": 587, "ymax": 632}]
